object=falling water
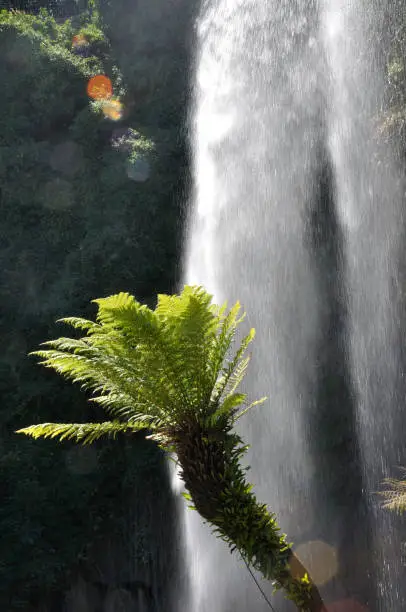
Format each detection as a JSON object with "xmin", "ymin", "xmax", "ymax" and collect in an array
[
  {"xmin": 182, "ymin": 1, "xmax": 325, "ymax": 610},
  {"xmin": 322, "ymin": 1, "xmax": 406, "ymax": 609},
  {"xmin": 181, "ymin": 0, "xmax": 406, "ymax": 610}
]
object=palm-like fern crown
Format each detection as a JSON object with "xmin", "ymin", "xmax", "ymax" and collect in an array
[{"xmin": 17, "ymin": 285, "xmax": 265, "ymax": 446}]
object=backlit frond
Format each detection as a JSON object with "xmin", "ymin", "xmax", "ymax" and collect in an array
[
  {"xmin": 210, "ymin": 328, "xmax": 256, "ymax": 409},
  {"xmin": 57, "ymin": 317, "xmax": 101, "ymax": 333},
  {"xmin": 16, "ymin": 421, "xmax": 146, "ymax": 445},
  {"xmin": 379, "ymin": 470, "xmax": 406, "ymax": 513},
  {"xmin": 19, "ymin": 285, "xmax": 265, "ymax": 442}
]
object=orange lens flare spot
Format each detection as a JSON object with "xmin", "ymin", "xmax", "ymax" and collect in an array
[
  {"xmin": 294, "ymin": 540, "xmax": 338, "ymax": 586},
  {"xmin": 72, "ymin": 34, "xmax": 88, "ymax": 48},
  {"xmin": 101, "ymin": 98, "xmax": 123, "ymax": 121},
  {"xmin": 87, "ymin": 75, "xmax": 113, "ymax": 100}
]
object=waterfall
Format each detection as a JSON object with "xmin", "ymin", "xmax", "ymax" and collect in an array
[
  {"xmin": 322, "ymin": 1, "xmax": 406, "ymax": 609},
  {"xmin": 181, "ymin": 0, "xmax": 406, "ymax": 610}
]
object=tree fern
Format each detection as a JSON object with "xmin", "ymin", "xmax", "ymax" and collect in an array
[{"xmin": 16, "ymin": 285, "xmax": 325, "ymax": 612}]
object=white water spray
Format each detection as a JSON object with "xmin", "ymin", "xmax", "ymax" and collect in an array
[
  {"xmin": 180, "ymin": 0, "xmax": 406, "ymax": 610},
  {"xmin": 322, "ymin": 1, "xmax": 406, "ymax": 609},
  {"xmin": 182, "ymin": 1, "xmax": 323, "ymax": 610}
]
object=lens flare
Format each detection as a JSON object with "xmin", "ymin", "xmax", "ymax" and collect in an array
[
  {"xmin": 126, "ymin": 157, "xmax": 151, "ymax": 182},
  {"xmin": 50, "ymin": 141, "xmax": 82, "ymax": 176},
  {"xmin": 65, "ymin": 446, "xmax": 98, "ymax": 475},
  {"xmin": 87, "ymin": 74, "xmax": 113, "ymax": 100},
  {"xmin": 326, "ymin": 598, "xmax": 369, "ymax": 612},
  {"xmin": 72, "ymin": 34, "xmax": 88, "ymax": 49},
  {"xmin": 101, "ymin": 98, "xmax": 123, "ymax": 121},
  {"xmin": 42, "ymin": 178, "xmax": 73, "ymax": 211},
  {"xmin": 294, "ymin": 540, "xmax": 338, "ymax": 586}
]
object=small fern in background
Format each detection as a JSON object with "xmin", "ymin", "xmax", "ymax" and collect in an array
[{"xmin": 379, "ymin": 467, "xmax": 406, "ymax": 514}]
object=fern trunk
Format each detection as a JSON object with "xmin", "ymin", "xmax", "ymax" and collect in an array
[{"xmin": 173, "ymin": 420, "xmax": 326, "ymax": 612}]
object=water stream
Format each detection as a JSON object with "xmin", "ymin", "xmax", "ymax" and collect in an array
[{"xmin": 181, "ymin": 1, "xmax": 405, "ymax": 610}]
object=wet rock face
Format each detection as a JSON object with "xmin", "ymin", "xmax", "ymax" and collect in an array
[{"xmin": 64, "ymin": 579, "xmax": 143, "ymax": 612}]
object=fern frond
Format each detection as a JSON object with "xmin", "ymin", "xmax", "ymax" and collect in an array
[
  {"xmin": 207, "ymin": 392, "xmax": 247, "ymax": 426},
  {"xmin": 16, "ymin": 420, "xmax": 146, "ymax": 445},
  {"xmin": 92, "ymin": 292, "xmax": 137, "ymax": 327},
  {"xmin": 210, "ymin": 328, "xmax": 256, "ymax": 408},
  {"xmin": 21, "ymin": 285, "xmax": 265, "ymax": 440},
  {"xmin": 93, "ymin": 293, "xmax": 192, "ymax": 414},
  {"xmin": 40, "ymin": 337, "xmax": 93, "ymax": 352},
  {"xmin": 209, "ymin": 300, "xmax": 243, "ymax": 380},
  {"xmin": 31, "ymin": 337, "xmax": 177, "ymax": 423},
  {"xmin": 234, "ymin": 396, "xmax": 267, "ymax": 421},
  {"xmin": 156, "ymin": 286, "xmax": 220, "ymax": 411},
  {"xmin": 222, "ymin": 355, "xmax": 251, "ymax": 398},
  {"xmin": 57, "ymin": 317, "xmax": 101, "ymax": 333},
  {"xmin": 379, "ymin": 490, "xmax": 406, "ymax": 513},
  {"xmin": 379, "ymin": 470, "xmax": 406, "ymax": 513}
]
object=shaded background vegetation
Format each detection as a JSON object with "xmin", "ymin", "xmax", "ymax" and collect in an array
[{"xmin": 0, "ymin": 1, "xmax": 195, "ymax": 609}]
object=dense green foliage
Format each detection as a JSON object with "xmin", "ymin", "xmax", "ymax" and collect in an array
[
  {"xmin": 18, "ymin": 285, "xmax": 324, "ymax": 611},
  {"xmin": 1, "ymin": 0, "xmax": 86, "ymax": 16},
  {"xmin": 18, "ymin": 286, "xmax": 266, "ymax": 442},
  {"xmin": 0, "ymin": 4, "xmax": 188, "ymax": 609}
]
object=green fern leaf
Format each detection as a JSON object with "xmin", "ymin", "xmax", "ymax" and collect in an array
[
  {"xmin": 379, "ymin": 469, "xmax": 406, "ymax": 514},
  {"xmin": 19, "ymin": 285, "xmax": 266, "ymax": 445},
  {"xmin": 207, "ymin": 392, "xmax": 247, "ymax": 426},
  {"xmin": 234, "ymin": 397, "xmax": 268, "ymax": 421},
  {"xmin": 16, "ymin": 420, "xmax": 146, "ymax": 445},
  {"xmin": 210, "ymin": 328, "xmax": 256, "ymax": 408}
]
